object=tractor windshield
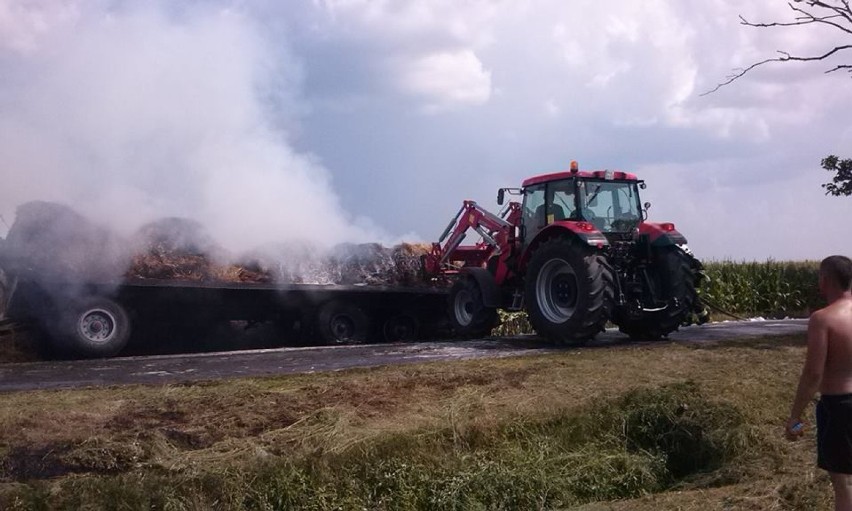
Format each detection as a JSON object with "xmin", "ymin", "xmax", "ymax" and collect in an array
[{"xmin": 578, "ymin": 180, "xmax": 642, "ymax": 233}]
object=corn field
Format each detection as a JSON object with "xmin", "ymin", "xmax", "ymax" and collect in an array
[{"xmin": 492, "ymin": 260, "xmax": 821, "ymax": 336}]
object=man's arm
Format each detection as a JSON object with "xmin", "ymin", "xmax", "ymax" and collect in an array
[{"xmin": 787, "ymin": 312, "xmax": 829, "ymax": 437}]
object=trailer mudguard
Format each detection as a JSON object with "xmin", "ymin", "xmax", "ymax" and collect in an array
[
  {"xmin": 460, "ymin": 267, "xmax": 501, "ymax": 308},
  {"xmin": 639, "ymin": 222, "xmax": 687, "ymax": 247}
]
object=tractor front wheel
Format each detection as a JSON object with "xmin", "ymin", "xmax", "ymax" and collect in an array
[
  {"xmin": 448, "ymin": 278, "xmax": 498, "ymax": 338},
  {"xmin": 524, "ymin": 237, "xmax": 614, "ymax": 345}
]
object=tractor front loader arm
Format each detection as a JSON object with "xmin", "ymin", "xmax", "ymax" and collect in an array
[{"xmin": 423, "ymin": 200, "xmax": 521, "ymax": 277}]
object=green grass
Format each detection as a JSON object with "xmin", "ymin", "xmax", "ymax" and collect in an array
[
  {"xmin": 2, "ymin": 383, "xmax": 754, "ymax": 510},
  {"xmin": 0, "ymin": 334, "xmax": 834, "ymax": 510}
]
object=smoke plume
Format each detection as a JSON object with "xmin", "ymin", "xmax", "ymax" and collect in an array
[{"xmin": 0, "ymin": 1, "xmax": 379, "ymax": 251}]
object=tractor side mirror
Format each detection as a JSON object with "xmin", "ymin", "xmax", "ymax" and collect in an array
[
  {"xmin": 644, "ymin": 202, "xmax": 651, "ymax": 210},
  {"xmin": 497, "ymin": 188, "xmax": 505, "ymax": 205},
  {"xmin": 643, "ymin": 202, "xmax": 651, "ymax": 220}
]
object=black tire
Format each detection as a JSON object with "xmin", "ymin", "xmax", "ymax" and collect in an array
[
  {"xmin": 524, "ymin": 237, "xmax": 614, "ymax": 345},
  {"xmin": 54, "ymin": 297, "xmax": 131, "ymax": 358},
  {"xmin": 316, "ymin": 301, "xmax": 369, "ymax": 344},
  {"xmin": 448, "ymin": 278, "xmax": 498, "ymax": 338},
  {"xmin": 382, "ymin": 313, "xmax": 420, "ymax": 343},
  {"xmin": 616, "ymin": 245, "xmax": 697, "ymax": 341}
]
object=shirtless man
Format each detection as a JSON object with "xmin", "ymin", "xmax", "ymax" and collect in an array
[{"xmin": 787, "ymin": 255, "xmax": 852, "ymax": 511}]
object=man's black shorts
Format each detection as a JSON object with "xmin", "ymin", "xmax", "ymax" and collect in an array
[{"xmin": 817, "ymin": 394, "xmax": 852, "ymax": 474}]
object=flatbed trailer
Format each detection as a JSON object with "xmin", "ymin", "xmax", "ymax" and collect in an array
[{"xmin": 2, "ymin": 273, "xmax": 451, "ymax": 358}]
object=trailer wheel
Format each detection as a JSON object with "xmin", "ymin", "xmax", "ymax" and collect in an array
[
  {"xmin": 56, "ymin": 297, "xmax": 131, "ymax": 358},
  {"xmin": 525, "ymin": 237, "xmax": 614, "ymax": 345},
  {"xmin": 615, "ymin": 246, "xmax": 697, "ymax": 341},
  {"xmin": 382, "ymin": 313, "xmax": 420, "ymax": 342},
  {"xmin": 448, "ymin": 278, "xmax": 498, "ymax": 338},
  {"xmin": 316, "ymin": 301, "xmax": 369, "ymax": 344}
]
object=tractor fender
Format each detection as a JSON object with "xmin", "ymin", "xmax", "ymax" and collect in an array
[
  {"xmin": 459, "ymin": 267, "xmax": 501, "ymax": 308},
  {"xmin": 519, "ymin": 223, "xmax": 608, "ymax": 269},
  {"xmin": 639, "ymin": 222, "xmax": 688, "ymax": 247}
]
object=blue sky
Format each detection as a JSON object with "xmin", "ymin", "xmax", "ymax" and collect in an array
[{"xmin": 1, "ymin": 0, "xmax": 850, "ymax": 260}]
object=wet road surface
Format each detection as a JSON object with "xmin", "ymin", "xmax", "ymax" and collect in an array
[{"xmin": 0, "ymin": 319, "xmax": 807, "ymax": 392}]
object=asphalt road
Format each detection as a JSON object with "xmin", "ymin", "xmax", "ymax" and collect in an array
[{"xmin": 0, "ymin": 319, "xmax": 807, "ymax": 392}]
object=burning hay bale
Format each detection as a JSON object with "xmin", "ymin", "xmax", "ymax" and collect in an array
[
  {"xmin": 246, "ymin": 242, "xmax": 338, "ymax": 285},
  {"xmin": 127, "ymin": 218, "xmax": 273, "ymax": 283},
  {"xmin": 127, "ymin": 224, "xmax": 436, "ymax": 286},
  {"xmin": 247, "ymin": 242, "xmax": 434, "ymax": 286},
  {"xmin": 130, "ymin": 218, "xmax": 221, "ymax": 281},
  {"xmin": 209, "ymin": 262, "xmax": 274, "ymax": 284},
  {"xmin": 1, "ymin": 201, "xmax": 129, "ymax": 281},
  {"xmin": 329, "ymin": 243, "xmax": 394, "ymax": 285},
  {"xmin": 2, "ymin": 201, "xmax": 439, "ymax": 288},
  {"xmin": 391, "ymin": 242, "xmax": 432, "ymax": 285},
  {"xmin": 0, "ymin": 267, "xmax": 7, "ymax": 320}
]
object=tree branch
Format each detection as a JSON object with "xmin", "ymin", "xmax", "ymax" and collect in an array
[
  {"xmin": 826, "ymin": 63, "xmax": 852, "ymax": 72},
  {"xmin": 788, "ymin": 3, "xmax": 852, "ymax": 35},
  {"xmin": 704, "ymin": 0, "xmax": 852, "ymax": 95},
  {"xmin": 703, "ymin": 45, "xmax": 852, "ymax": 95},
  {"xmin": 808, "ymin": 0, "xmax": 852, "ymax": 27}
]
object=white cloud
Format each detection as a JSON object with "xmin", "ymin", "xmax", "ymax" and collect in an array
[
  {"xmin": 2, "ymin": 0, "xmax": 851, "ymax": 259},
  {"xmin": 0, "ymin": 0, "xmax": 79, "ymax": 53},
  {"xmin": 291, "ymin": 0, "xmax": 852, "ymax": 259},
  {"xmin": 398, "ymin": 49, "xmax": 492, "ymax": 111}
]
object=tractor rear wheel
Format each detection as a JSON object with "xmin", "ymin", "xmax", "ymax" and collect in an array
[
  {"xmin": 448, "ymin": 277, "xmax": 498, "ymax": 338},
  {"xmin": 615, "ymin": 245, "xmax": 697, "ymax": 341},
  {"xmin": 524, "ymin": 237, "xmax": 614, "ymax": 345}
]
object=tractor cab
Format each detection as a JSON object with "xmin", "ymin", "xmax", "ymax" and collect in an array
[{"xmin": 520, "ymin": 163, "xmax": 643, "ymax": 244}]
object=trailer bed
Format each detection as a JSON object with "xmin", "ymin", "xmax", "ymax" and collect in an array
[{"xmin": 4, "ymin": 275, "xmax": 452, "ymax": 357}]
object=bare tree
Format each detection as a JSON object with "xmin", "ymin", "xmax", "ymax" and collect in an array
[
  {"xmin": 706, "ymin": 1, "xmax": 852, "ymax": 197},
  {"xmin": 704, "ymin": 0, "xmax": 852, "ymax": 95}
]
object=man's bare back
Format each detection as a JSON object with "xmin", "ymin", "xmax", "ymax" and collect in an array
[
  {"xmin": 817, "ymin": 297, "xmax": 852, "ymax": 395},
  {"xmin": 787, "ymin": 255, "xmax": 852, "ymax": 511}
]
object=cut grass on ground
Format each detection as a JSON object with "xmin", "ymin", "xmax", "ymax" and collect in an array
[{"xmin": 0, "ymin": 334, "xmax": 832, "ymax": 510}]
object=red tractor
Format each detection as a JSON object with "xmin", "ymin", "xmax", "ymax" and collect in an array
[{"xmin": 423, "ymin": 161, "xmax": 707, "ymax": 343}]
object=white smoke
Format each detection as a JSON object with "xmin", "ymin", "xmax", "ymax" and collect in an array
[{"xmin": 0, "ymin": 0, "xmax": 380, "ymax": 250}]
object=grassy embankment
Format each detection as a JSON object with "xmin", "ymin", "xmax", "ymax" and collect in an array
[{"xmin": 0, "ymin": 333, "xmax": 832, "ymax": 510}]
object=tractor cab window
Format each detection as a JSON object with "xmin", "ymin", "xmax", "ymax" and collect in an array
[
  {"xmin": 579, "ymin": 180, "xmax": 642, "ymax": 233},
  {"xmin": 548, "ymin": 181, "xmax": 577, "ymax": 222},
  {"xmin": 522, "ymin": 184, "xmax": 545, "ymax": 228}
]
